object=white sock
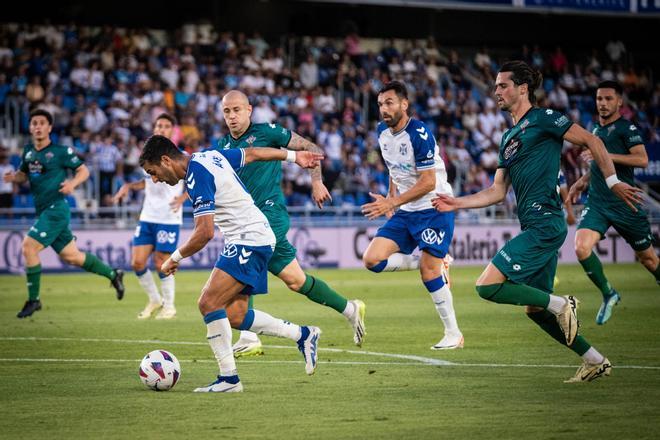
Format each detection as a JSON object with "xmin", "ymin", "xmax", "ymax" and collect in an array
[
  {"xmin": 547, "ymin": 295, "xmax": 567, "ymax": 314},
  {"xmin": 137, "ymin": 270, "xmax": 161, "ymax": 304},
  {"xmin": 341, "ymin": 301, "xmax": 355, "ymax": 318},
  {"xmin": 248, "ymin": 309, "xmax": 302, "ymax": 341},
  {"xmin": 429, "ymin": 285, "xmax": 461, "ymax": 335},
  {"xmin": 238, "ymin": 330, "xmax": 260, "ymax": 343},
  {"xmin": 384, "ymin": 253, "xmax": 420, "ymax": 272},
  {"xmin": 206, "ymin": 314, "xmax": 237, "ymax": 376},
  {"xmin": 582, "ymin": 347, "xmax": 605, "ymax": 364},
  {"xmin": 160, "ymin": 274, "xmax": 175, "ymax": 308}
]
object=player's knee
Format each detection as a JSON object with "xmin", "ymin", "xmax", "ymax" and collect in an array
[
  {"xmin": 21, "ymin": 239, "xmax": 38, "ymax": 259},
  {"xmin": 60, "ymin": 252, "xmax": 79, "ymax": 265},
  {"xmin": 363, "ymin": 253, "xmax": 387, "ymax": 272},
  {"xmin": 574, "ymin": 241, "xmax": 592, "ymax": 260},
  {"xmin": 475, "ymin": 283, "xmax": 502, "ymax": 301},
  {"xmin": 132, "ymin": 260, "xmax": 147, "ymax": 273},
  {"xmin": 639, "ymin": 254, "xmax": 658, "ymax": 271}
]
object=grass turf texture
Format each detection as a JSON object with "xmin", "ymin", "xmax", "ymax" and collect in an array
[{"xmin": 1, "ymin": 264, "xmax": 659, "ymax": 439}]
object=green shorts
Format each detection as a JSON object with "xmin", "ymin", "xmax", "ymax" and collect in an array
[
  {"xmin": 27, "ymin": 201, "xmax": 74, "ymax": 254},
  {"xmin": 262, "ymin": 203, "xmax": 297, "ymax": 275},
  {"xmin": 492, "ymin": 220, "xmax": 567, "ymax": 293},
  {"xmin": 578, "ymin": 202, "xmax": 653, "ymax": 251}
]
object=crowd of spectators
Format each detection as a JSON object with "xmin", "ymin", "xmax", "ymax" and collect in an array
[{"xmin": 0, "ymin": 22, "xmax": 657, "ymax": 216}]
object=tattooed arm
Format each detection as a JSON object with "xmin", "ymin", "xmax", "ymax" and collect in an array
[{"xmin": 286, "ymin": 132, "xmax": 332, "ymax": 208}]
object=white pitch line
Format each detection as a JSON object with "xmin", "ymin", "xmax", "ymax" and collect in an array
[{"xmin": 1, "ymin": 337, "xmax": 659, "ymax": 370}]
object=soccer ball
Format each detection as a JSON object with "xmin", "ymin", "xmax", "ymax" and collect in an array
[{"xmin": 139, "ymin": 349, "xmax": 181, "ymax": 391}]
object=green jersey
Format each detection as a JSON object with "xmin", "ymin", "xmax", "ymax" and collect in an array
[
  {"xmin": 588, "ymin": 117, "xmax": 644, "ymax": 208},
  {"xmin": 217, "ymin": 122, "xmax": 292, "ymax": 209},
  {"xmin": 498, "ymin": 107, "xmax": 573, "ymax": 230},
  {"xmin": 19, "ymin": 142, "xmax": 83, "ymax": 214}
]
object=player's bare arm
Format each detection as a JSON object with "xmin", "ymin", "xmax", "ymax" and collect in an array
[
  {"xmin": 161, "ymin": 213, "xmax": 215, "ymax": 275},
  {"xmin": 580, "ymin": 144, "xmax": 648, "ymax": 168},
  {"xmin": 242, "ymin": 147, "xmax": 323, "ymax": 169},
  {"xmin": 3, "ymin": 169, "xmax": 27, "ymax": 184},
  {"xmin": 170, "ymin": 191, "xmax": 189, "ymax": 212},
  {"xmin": 432, "ymin": 167, "xmax": 510, "ymax": 212},
  {"xmin": 286, "ymin": 132, "xmax": 332, "ymax": 208},
  {"xmin": 568, "ymin": 172, "xmax": 591, "ymax": 203},
  {"xmin": 563, "ymin": 124, "xmax": 643, "ymax": 211},
  {"xmin": 362, "ymin": 168, "xmax": 435, "ymax": 220},
  {"xmin": 112, "ymin": 179, "xmax": 146, "ymax": 204},
  {"xmin": 60, "ymin": 164, "xmax": 90, "ymax": 195}
]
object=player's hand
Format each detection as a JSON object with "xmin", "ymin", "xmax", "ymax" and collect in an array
[
  {"xmin": 169, "ymin": 196, "xmax": 185, "ymax": 213},
  {"xmin": 361, "ymin": 192, "xmax": 396, "ymax": 220},
  {"xmin": 295, "ymin": 151, "xmax": 324, "ymax": 169},
  {"xmin": 580, "ymin": 149, "xmax": 593, "ymax": 163},
  {"xmin": 568, "ymin": 180, "xmax": 587, "ymax": 204},
  {"xmin": 160, "ymin": 257, "xmax": 179, "ymax": 276},
  {"xmin": 311, "ymin": 180, "xmax": 332, "ymax": 209},
  {"xmin": 3, "ymin": 171, "xmax": 14, "ymax": 183},
  {"xmin": 111, "ymin": 186, "xmax": 129, "ymax": 204},
  {"xmin": 59, "ymin": 180, "xmax": 75, "ymax": 195},
  {"xmin": 611, "ymin": 182, "xmax": 644, "ymax": 212},
  {"xmin": 431, "ymin": 193, "xmax": 459, "ymax": 212}
]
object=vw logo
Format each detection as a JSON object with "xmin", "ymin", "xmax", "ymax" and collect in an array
[
  {"xmin": 421, "ymin": 228, "xmax": 443, "ymax": 245},
  {"xmin": 222, "ymin": 243, "xmax": 238, "ymax": 258}
]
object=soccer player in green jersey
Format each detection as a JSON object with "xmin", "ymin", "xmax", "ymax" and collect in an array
[
  {"xmin": 569, "ymin": 80, "xmax": 658, "ymax": 325},
  {"xmin": 3, "ymin": 109, "xmax": 125, "ymax": 318},
  {"xmin": 216, "ymin": 90, "xmax": 366, "ymax": 356},
  {"xmin": 432, "ymin": 61, "xmax": 642, "ymax": 382}
]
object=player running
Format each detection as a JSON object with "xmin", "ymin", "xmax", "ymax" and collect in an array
[
  {"xmin": 569, "ymin": 80, "xmax": 658, "ymax": 325},
  {"xmin": 432, "ymin": 61, "xmax": 642, "ymax": 382},
  {"xmin": 112, "ymin": 113, "xmax": 186, "ymax": 319},
  {"xmin": 141, "ymin": 134, "xmax": 323, "ymax": 392},
  {"xmin": 4, "ymin": 109, "xmax": 124, "ymax": 318},
  {"xmin": 216, "ymin": 90, "xmax": 365, "ymax": 356},
  {"xmin": 361, "ymin": 81, "xmax": 463, "ymax": 350}
]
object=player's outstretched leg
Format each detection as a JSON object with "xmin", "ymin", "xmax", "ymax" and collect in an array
[
  {"xmin": 195, "ymin": 308, "xmax": 243, "ymax": 393},
  {"xmin": 238, "ymin": 309, "xmax": 321, "ymax": 375},
  {"xmin": 526, "ymin": 308, "xmax": 612, "ymax": 383},
  {"xmin": 578, "ymin": 252, "xmax": 620, "ymax": 325}
]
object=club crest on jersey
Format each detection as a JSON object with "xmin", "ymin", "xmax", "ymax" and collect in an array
[
  {"xmin": 503, "ymin": 138, "xmax": 521, "ymax": 160},
  {"xmin": 45, "ymin": 152, "xmax": 54, "ymax": 161},
  {"xmin": 421, "ymin": 228, "xmax": 445, "ymax": 245},
  {"xmin": 246, "ymin": 135, "xmax": 256, "ymax": 145},
  {"xmin": 399, "ymin": 144, "xmax": 408, "ymax": 156},
  {"xmin": 222, "ymin": 243, "xmax": 238, "ymax": 258}
]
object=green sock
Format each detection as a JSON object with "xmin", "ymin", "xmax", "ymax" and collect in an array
[
  {"xmin": 476, "ymin": 281, "xmax": 550, "ymax": 308},
  {"xmin": 579, "ymin": 252, "xmax": 612, "ymax": 296},
  {"xmin": 527, "ymin": 309, "xmax": 591, "ymax": 355},
  {"xmin": 653, "ymin": 263, "xmax": 660, "ymax": 285},
  {"xmin": 82, "ymin": 253, "xmax": 115, "ymax": 280},
  {"xmin": 298, "ymin": 274, "xmax": 348, "ymax": 313},
  {"xmin": 26, "ymin": 264, "xmax": 41, "ymax": 301}
]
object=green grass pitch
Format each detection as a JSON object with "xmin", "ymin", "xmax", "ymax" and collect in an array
[{"xmin": 1, "ymin": 264, "xmax": 659, "ymax": 439}]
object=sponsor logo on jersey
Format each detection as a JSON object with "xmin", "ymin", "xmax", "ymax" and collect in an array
[
  {"xmin": 212, "ymin": 156, "xmax": 224, "ymax": 168},
  {"xmin": 157, "ymin": 230, "xmax": 168, "ymax": 244},
  {"xmin": 269, "ymin": 123, "xmax": 276, "ymax": 129},
  {"xmin": 167, "ymin": 232, "xmax": 177, "ymax": 244},
  {"xmin": 28, "ymin": 161, "xmax": 43, "ymax": 174},
  {"xmin": 426, "ymin": 150, "xmax": 433, "ymax": 158},
  {"xmin": 499, "ymin": 249, "xmax": 511, "ymax": 262},
  {"xmin": 421, "ymin": 228, "xmax": 445, "ymax": 245},
  {"xmin": 513, "ymin": 264, "xmax": 521, "ymax": 271},
  {"xmin": 546, "ymin": 109, "xmax": 553, "ymax": 115},
  {"xmin": 25, "ymin": 151, "xmax": 33, "ymax": 160},
  {"xmin": 554, "ymin": 115, "xmax": 569, "ymax": 127},
  {"xmin": 246, "ymin": 135, "xmax": 256, "ymax": 145},
  {"xmin": 520, "ymin": 119, "xmax": 530, "ymax": 131},
  {"xmin": 222, "ymin": 243, "xmax": 238, "ymax": 258},
  {"xmin": 223, "ymin": 142, "xmax": 231, "ymax": 150},
  {"xmin": 629, "ymin": 125, "xmax": 637, "ymax": 131},
  {"xmin": 238, "ymin": 247, "xmax": 252, "ymax": 264},
  {"xmin": 503, "ymin": 138, "xmax": 521, "ymax": 160}
]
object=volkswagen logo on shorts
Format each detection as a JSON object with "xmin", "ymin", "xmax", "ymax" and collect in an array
[
  {"xmin": 157, "ymin": 230, "xmax": 168, "ymax": 244},
  {"xmin": 421, "ymin": 228, "xmax": 444, "ymax": 245},
  {"xmin": 222, "ymin": 243, "xmax": 238, "ymax": 258}
]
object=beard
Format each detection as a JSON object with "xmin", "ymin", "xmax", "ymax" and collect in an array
[{"xmin": 383, "ymin": 111, "xmax": 403, "ymax": 127}]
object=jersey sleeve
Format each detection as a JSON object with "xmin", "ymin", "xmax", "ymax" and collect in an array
[
  {"xmin": 538, "ymin": 108, "xmax": 573, "ymax": 140},
  {"xmin": 410, "ymin": 123, "xmax": 436, "ymax": 171},
  {"xmin": 186, "ymin": 160, "xmax": 216, "ymax": 218},
  {"xmin": 623, "ymin": 123, "xmax": 644, "ymax": 149},
  {"xmin": 265, "ymin": 123, "xmax": 292, "ymax": 148},
  {"xmin": 218, "ymin": 148, "xmax": 245, "ymax": 170},
  {"xmin": 62, "ymin": 146, "xmax": 83, "ymax": 169}
]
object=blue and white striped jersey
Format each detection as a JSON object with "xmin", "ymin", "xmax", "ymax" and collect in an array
[
  {"xmin": 185, "ymin": 149, "xmax": 275, "ymax": 247},
  {"xmin": 377, "ymin": 118, "xmax": 452, "ymax": 212}
]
